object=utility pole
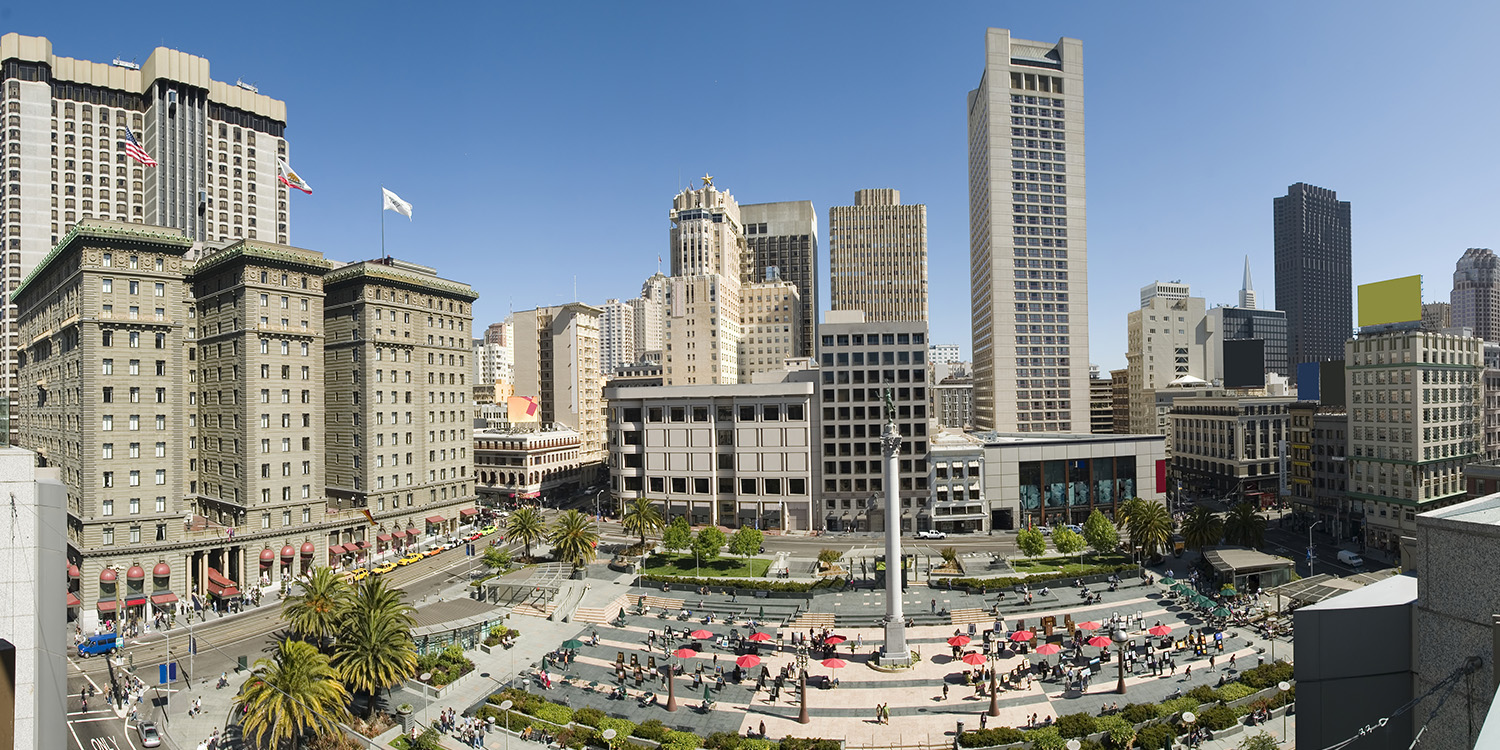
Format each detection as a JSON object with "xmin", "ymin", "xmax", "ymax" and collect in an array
[{"xmin": 1307, "ymin": 520, "xmax": 1322, "ymax": 577}]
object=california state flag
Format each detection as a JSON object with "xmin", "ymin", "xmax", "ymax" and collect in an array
[{"xmin": 278, "ymin": 158, "xmax": 313, "ymax": 194}]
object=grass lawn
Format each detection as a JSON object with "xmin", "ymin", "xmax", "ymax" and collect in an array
[
  {"xmin": 1009, "ymin": 552, "xmax": 1132, "ymax": 575},
  {"xmin": 642, "ymin": 553, "xmax": 771, "ymax": 579}
]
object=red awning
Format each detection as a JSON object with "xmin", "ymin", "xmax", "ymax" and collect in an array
[
  {"xmin": 205, "ymin": 567, "xmax": 235, "ymax": 587},
  {"xmin": 425, "ymin": 515, "xmax": 445, "ymax": 524},
  {"xmin": 124, "ymin": 596, "xmax": 148, "ymax": 607},
  {"xmin": 97, "ymin": 600, "xmax": 118, "ymax": 613},
  {"xmin": 377, "ymin": 533, "xmax": 393, "ymax": 542},
  {"xmin": 354, "ymin": 540, "xmax": 370, "ymax": 549},
  {"xmin": 460, "ymin": 508, "xmax": 479, "ymax": 517},
  {"xmin": 328, "ymin": 544, "xmax": 347, "ymax": 554},
  {"xmin": 204, "ymin": 568, "xmax": 240, "ymax": 597},
  {"xmin": 66, "ymin": 592, "xmax": 82, "ymax": 607},
  {"xmin": 218, "ymin": 587, "xmax": 241, "ymax": 598},
  {"xmin": 150, "ymin": 593, "xmax": 179, "ymax": 606}
]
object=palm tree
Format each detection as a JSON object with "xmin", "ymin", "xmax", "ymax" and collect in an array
[
  {"xmin": 1125, "ymin": 499, "xmax": 1174, "ymax": 563},
  {"xmin": 507, "ymin": 507, "xmax": 546, "ymax": 560},
  {"xmin": 1114, "ymin": 497, "xmax": 1148, "ymax": 559},
  {"xmin": 1223, "ymin": 502, "xmax": 1268, "ymax": 548},
  {"xmin": 238, "ymin": 638, "xmax": 351, "ymax": 750},
  {"xmin": 1180, "ymin": 507, "xmax": 1224, "ymax": 552},
  {"xmin": 550, "ymin": 509, "xmax": 601, "ymax": 567},
  {"xmin": 334, "ymin": 576, "xmax": 417, "ymax": 718},
  {"xmin": 281, "ymin": 566, "xmax": 351, "ymax": 647},
  {"xmin": 621, "ymin": 497, "xmax": 664, "ymax": 551}
]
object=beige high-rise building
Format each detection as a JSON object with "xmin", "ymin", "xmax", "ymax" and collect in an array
[
  {"xmin": 512, "ymin": 303, "xmax": 606, "ymax": 470},
  {"xmin": 738, "ymin": 276, "xmax": 802, "ymax": 382},
  {"xmin": 15, "ymin": 222, "xmax": 486, "ymax": 631},
  {"xmin": 0, "ymin": 33, "xmax": 294, "ymax": 443},
  {"xmin": 664, "ymin": 177, "xmax": 743, "ymax": 386},
  {"xmin": 741, "ymin": 201, "xmax": 818, "ymax": 357},
  {"xmin": 1127, "ymin": 282, "xmax": 1207, "ymax": 433},
  {"xmin": 321, "ymin": 257, "xmax": 479, "ymax": 555},
  {"xmin": 968, "ymin": 28, "xmax": 1088, "ymax": 433},
  {"xmin": 600, "ymin": 298, "xmax": 635, "ymax": 375},
  {"xmin": 829, "ymin": 189, "xmax": 928, "ymax": 322}
]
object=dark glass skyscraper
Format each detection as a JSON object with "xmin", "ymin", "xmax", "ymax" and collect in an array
[{"xmin": 1274, "ymin": 183, "xmax": 1351, "ymax": 371}]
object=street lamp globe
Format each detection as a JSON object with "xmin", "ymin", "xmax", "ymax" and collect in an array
[{"xmin": 1066, "ymin": 741, "xmax": 1081, "ymax": 750}]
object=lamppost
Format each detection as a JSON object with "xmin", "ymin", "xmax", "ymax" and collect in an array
[
  {"xmin": 594, "ymin": 489, "xmax": 608, "ymax": 534},
  {"xmin": 419, "ymin": 671, "xmax": 433, "ymax": 727},
  {"xmin": 664, "ymin": 660, "xmax": 677, "ymax": 712},
  {"xmin": 499, "ymin": 698, "xmax": 513, "ymax": 750},
  {"xmin": 797, "ymin": 668, "xmax": 809, "ymax": 724},
  {"xmin": 1111, "ymin": 627, "xmax": 1130, "ymax": 694},
  {"xmin": 1307, "ymin": 520, "xmax": 1322, "ymax": 577},
  {"xmin": 986, "ymin": 646, "xmax": 999, "ymax": 717},
  {"xmin": 1277, "ymin": 681, "xmax": 1291, "ymax": 743},
  {"xmin": 1181, "ymin": 711, "xmax": 1195, "ymax": 740}
]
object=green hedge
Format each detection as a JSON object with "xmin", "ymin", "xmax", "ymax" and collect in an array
[
  {"xmin": 778, "ymin": 740, "xmax": 842, "ymax": 750},
  {"xmin": 639, "ymin": 574, "xmax": 849, "ymax": 593},
  {"xmin": 1238, "ymin": 660, "xmax": 1294, "ymax": 690},
  {"xmin": 661, "ymin": 731, "xmax": 704, "ymax": 750},
  {"xmin": 1195, "ymin": 704, "xmax": 1242, "ymax": 731},
  {"xmin": 632, "ymin": 719, "xmax": 669, "ymax": 742},
  {"xmin": 1136, "ymin": 723, "xmax": 1176, "ymax": 750},
  {"xmin": 1215, "ymin": 681, "xmax": 1258, "ymax": 701},
  {"xmin": 957, "ymin": 727, "xmax": 1025, "ymax": 747},
  {"xmin": 1054, "ymin": 712, "xmax": 1097, "ymax": 738},
  {"xmin": 945, "ymin": 564, "xmax": 1139, "ymax": 591}
]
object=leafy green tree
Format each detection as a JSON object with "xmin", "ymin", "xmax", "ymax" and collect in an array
[
  {"xmin": 1238, "ymin": 731, "xmax": 1280, "ymax": 750},
  {"xmin": 506, "ymin": 507, "xmax": 546, "ymax": 560},
  {"xmin": 693, "ymin": 526, "xmax": 727, "ymax": 563},
  {"xmin": 281, "ymin": 565, "xmax": 351, "ymax": 647},
  {"xmin": 662, "ymin": 517, "xmax": 692, "ymax": 553},
  {"xmin": 1224, "ymin": 502, "xmax": 1267, "ymax": 548},
  {"xmin": 238, "ymin": 638, "xmax": 351, "ymax": 749},
  {"xmin": 1082, "ymin": 509, "xmax": 1119, "ymax": 554},
  {"xmin": 621, "ymin": 498, "xmax": 664, "ymax": 550},
  {"xmin": 334, "ymin": 576, "xmax": 417, "ymax": 717},
  {"xmin": 549, "ymin": 509, "xmax": 600, "ymax": 567},
  {"xmin": 481, "ymin": 545, "xmax": 513, "ymax": 572},
  {"xmin": 939, "ymin": 546, "xmax": 959, "ymax": 565},
  {"xmin": 1053, "ymin": 526, "xmax": 1086, "ymax": 556},
  {"xmin": 1181, "ymin": 506, "xmax": 1224, "ymax": 552},
  {"xmin": 1016, "ymin": 527, "xmax": 1047, "ymax": 557},
  {"xmin": 1125, "ymin": 499, "xmax": 1174, "ymax": 562},
  {"xmin": 728, "ymin": 527, "xmax": 763, "ymax": 558}
]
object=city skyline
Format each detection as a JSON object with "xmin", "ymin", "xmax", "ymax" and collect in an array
[{"xmin": 5, "ymin": 3, "xmax": 1500, "ymax": 377}]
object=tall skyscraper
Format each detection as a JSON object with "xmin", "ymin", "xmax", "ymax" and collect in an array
[
  {"xmin": 599, "ymin": 298, "xmax": 636, "ymax": 375},
  {"xmin": 511, "ymin": 302, "xmax": 605, "ymax": 469},
  {"xmin": 829, "ymin": 189, "xmax": 928, "ymax": 322},
  {"xmin": 632, "ymin": 272, "xmax": 668, "ymax": 360},
  {"xmin": 1238, "ymin": 256, "xmax": 1257, "ymax": 310},
  {"xmin": 664, "ymin": 177, "xmax": 744, "ymax": 386},
  {"xmin": 741, "ymin": 201, "xmax": 818, "ymax": 358},
  {"xmin": 1451, "ymin": 248, "xmax": 1500, "ymax": 341},
  {"xmin": 1274, "ymin": 183, "xmax": 1351, "ymax": 371},
  {"xmin": 0, "ymin": 34, "xmax": 294, "ymax": 442},
  {"xmin": 1126, "ymin": 282, "xmax": 1206, "ymax": 433},
  {"xmin": 967, "ymin": 28, "xmax": 1088, "ymax": 433}
]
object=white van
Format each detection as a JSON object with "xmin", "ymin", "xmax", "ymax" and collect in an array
[{"xmin": 1337, "ymin": 550, "xmax": 1364, "ymax": 569}]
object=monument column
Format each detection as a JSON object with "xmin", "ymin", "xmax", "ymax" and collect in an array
[{"xmin": 881, "ymin": 390, "xmax": 911, "ymax": 666}]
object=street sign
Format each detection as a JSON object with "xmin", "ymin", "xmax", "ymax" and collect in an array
[{"xmin": 159, "ymin": 662, "xmax": 177, "ymax": 685}]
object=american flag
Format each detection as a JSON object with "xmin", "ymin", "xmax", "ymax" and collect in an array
[{"xmin": 123, "ymin": 128, "xmax": 157, "ymax": 167}]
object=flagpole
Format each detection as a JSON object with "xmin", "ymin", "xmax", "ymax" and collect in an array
[{"xmin": 380, "ymin": 186, "xmax": 387, "ymax": 260}]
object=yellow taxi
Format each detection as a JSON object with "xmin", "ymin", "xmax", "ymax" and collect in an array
[
  {"xmin": 373, "ymin": 561, "xmax": 398, "ymax": 575},
  {"xmin": 347, "ymin": 568, "xmax": 370, "ymax": 583},
  {"xmin": 479, "ymin": 525, "xmax": 497, "ymax": 536},
  {"xmin": 397, "ymin": 553, "xmax": 424, "ymax": 567}
]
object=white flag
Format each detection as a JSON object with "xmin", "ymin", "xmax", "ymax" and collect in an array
[{"xmin": 382, "ymin": 188, "xmax": 413, "ymax": 219}]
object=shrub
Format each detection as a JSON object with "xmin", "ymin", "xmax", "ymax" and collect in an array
[
  {"xmin": 817, "ymin": 548, "xmax": 842, "ymax": 565},
  {"xmin": 705, "ymin": 732, "xmax": 745, "ymax": 750},
  {"xmin": 1021, "ymin": 727, "xmax": 1066, "ymax": 750},
  {"xmin": 1095, "ymin": 715, "xmax": 1135, "ymax": 750},
  {"xmin": 531, "ymin": 701, "xmax": 574, "ymax": 726},
  {"xmin": 1187, "ymin": 685, "xmax": 1219, "ymax": 704},
  {"xmin": 1216, "ymin": 681, "xmax": 1258, "ymax": 701},
  {"xmin": 632, "ymin": 720, "xmax": 668, "ymax": 742},
  {"xmin": 639, "ymin": 573, "xmax": 849, "ymax": 592},
  {"xmin": 1159, "ymin": 696, "xmax": 1200, "ymax": 716},
  {"xmin": 1237, "ymin": 660, "xmax": 1293, "ymax": 690},
  {"xmin": 556, "ymin": 727, "xmax": 600, "ymax": 750},
  {"xmin": 1196, "ymin": 703, "xmax": 1241, "ymax": 731},
  {"xmin": 573, "ymin": 707, "xmax": 605, "ymax": 728},
  {"xmin": 1136, "ymin": 723, "xmax": 1177, "ymax": 750},
  {"xmin": 1119, "ymin": 703, "xmax": 1160, "ymax": 723},
  {"xmin": 780, "ymin": 740, "xmax": 842, "ymax": 750},
  {"xmin": 1238, "ymin": 731, "xmax": 1280, "ymax": 750},
  {"xmin": 743, "ymin": 740, "xmax": 776, "ymax": 750},
  {"xmin": 958, "ymin": 727, "xmax": 1025, "ymax": 747},
  {"xmin": 598, "ymin": 717, "xmax": 637, "ymax": 740},
  {"xmin": 943, "ymin": 564, "xmax": 1140, "ymax": 591},
  {"xmin": 1053, "ymin": 711, "xmax": 1098, "ymax": 738},
  {"xmin": 661, "ymin": 731, "xmax": 703, "ymax": 750}
]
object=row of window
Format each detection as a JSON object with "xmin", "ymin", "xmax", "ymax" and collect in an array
[{"xmin": 619, "ymin": 474, "xmax": 808, "ymax": 496}]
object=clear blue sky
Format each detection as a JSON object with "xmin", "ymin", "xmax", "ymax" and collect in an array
[{"xmin": 16, "ymin": 2, "xmax": 1500, "ymax": 371}]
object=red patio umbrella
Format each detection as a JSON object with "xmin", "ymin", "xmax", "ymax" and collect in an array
[
  {"xmin": 947, "ymin": 635, "xmax": 972, "ymax": 647},
  {"xmin": 1009, "ymin": 630, "xmax": 1034, "ymax": 642},
  {"xmin": 1147, "ymin": 625, "xmax": 1173, "ymax": 636},
  {"xmin": 824, "ymin": 635, "xmax": 846, "ymax": 645},
  {"xmin": 1087, "ymin": 636, "xmax": 1112, "ymax": 648},
  {"xmin": 961, "ymin": 652, "xmax": 987, "ymax": 665},
  {"xmin": 821, "ymin": 658, "xmax": 847, "ymax": 669},
  {"xmin": 1034, "ymin": 643, "xmax": 1062, "ymax": 655},
  {"xmin": 736, "ymin": 654, "xmax": 761, "ymax": 668},
  {"xmin": 1076, "ymin": 621, "xmax": 1102, "ymax": 631},
  {"xmin": 673, "ymin": 648, "xmax": 699, "ymax": 659},
  {"xmin": 689, "ymin": 629, "xmax": 713, "ymax": 640},
  {"xmin": 746, "ymin": 632, "xmax": 773, "ymax": 642}
]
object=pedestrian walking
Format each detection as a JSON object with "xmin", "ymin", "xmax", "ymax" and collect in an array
[
  {"xmin": 943, "ymin": 683, "xmax": 949, "ymax": 700},
  {"xmin": 980, "ymin": 714, "xmax": 988, "ymax": 729},
  {"xmin": 1209, "ymin": 655, "xmax": 1216, "ymax": 672},
  {"xmin": 931, "ymin": 599, "xmax": 937, "ymax": 613}
]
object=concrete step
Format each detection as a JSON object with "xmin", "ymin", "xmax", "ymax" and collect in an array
[{"xmin": 574, "ymin": 594, "xmax": 630, "ymax": 625}]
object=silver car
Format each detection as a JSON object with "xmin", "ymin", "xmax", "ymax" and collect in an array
[{"xmin": 137, "ymin": 720, "xmax": 162, "ymax": 748}]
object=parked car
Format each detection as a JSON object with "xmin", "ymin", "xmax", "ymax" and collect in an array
[
  {"xmin": 915, "ymin": 529, "xmax": 947, "ymax": 539},
  {"xmin": 1337, "ymin": 550, "xmax": 1365, "ymax": 569},
  {"xmin": 346, "ymin": 568, "xmax": 370, "ymax": 583},
  {"xmin": 136, "ymin": 720, "xmax": 162, "ymax": 747},
  {"xmin": 465, "ymin": 532, "xmax": 483, "ymax": 542},
  {"xmin": 479, "ymin": 525, "xmax": 498, "ymax": 536},
  {"xmin": 77, "ymin": 633, "xmax": 118, "ymax": 657},
  {"xmin": 373, "ymin": 561, "xmax": 398, "ymax": 574},
  {"xmin": 423, "ymin": 547, "xmax": 442, "ymax": 558},
  {"xmin": 441, "ymin": 538, "xmax": 462, "ymax": 550},
  {"xmin": 398, "ymin": 553, "xmax": 424, "ymax": 566}
]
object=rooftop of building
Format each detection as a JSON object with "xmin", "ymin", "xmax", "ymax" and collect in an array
[
  {"xmin": 191, "ymin": 239, "xmax": 335, "ymax": 276},
  {"xmin": 1266, "ymin": 570, "xmax": 1401, "ymax": 609},
  {"xmin": 1419, "ymin": 490, "xmax": 1500, "ymax": 528},
  {"xmin": 474, "ymin": 424, "xmax": 581, "ymax": 443},
  {"xmin": 14, "ymin": 220, "xmax": 194, "ymax": 303},
  {"xmin": 324, "ymin": 257, "xmax": 478, "ymax": 301},
  {"xmin": 1201, "ymin": 546, "xmax": 1295, "ymax": 576},
  {"xmin": 1295, "ymin": 571, "xmax": 1417, "ymax": 612},
  {"xmin": 970, "ymin": 431, "xmax": 1165, "ymax": 447}
]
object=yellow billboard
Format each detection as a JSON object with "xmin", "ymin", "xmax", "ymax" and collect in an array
[{"xmin": 1358, "ymin": 275, "xmax": 1422, "ymax": 327}]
